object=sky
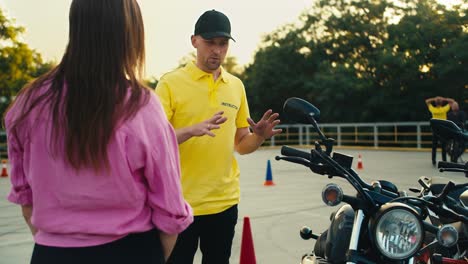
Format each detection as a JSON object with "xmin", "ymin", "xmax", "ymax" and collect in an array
[
  {"xmin": 0, "ymin": 0, "xmax": 313, "ymax": 79},
  {"xmin": 0, "ymin": 0, "xmax": 461, "ymax": 79}
]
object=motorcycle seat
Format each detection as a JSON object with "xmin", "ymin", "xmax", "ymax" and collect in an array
[{"xmin": 430, "ymin": 119, "xmax": 468, "ymax": 141}]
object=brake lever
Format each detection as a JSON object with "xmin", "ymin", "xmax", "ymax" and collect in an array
[
  {"xmin": 408, "ymin": 187, "xmax": 421, "ymax": 193},
  {"xmin": 275, "ymin": 155, "xmax": 331, "ymax": 176},
  {"xmin": 439, "ymin": 168, "xmax": 468, "ymax": 174},
  {"xmin": 275, "ymin": 156, "xmax": 311, "ymax": 168}
]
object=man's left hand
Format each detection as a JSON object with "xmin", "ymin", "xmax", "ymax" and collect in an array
[{"xmin": 247, "ymin": 109, "xmax": 282, "ymax": 139}]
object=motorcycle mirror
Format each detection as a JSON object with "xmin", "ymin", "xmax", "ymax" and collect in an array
[{"xmin": 283, "ymin": 97, "xmax": 320, "ymax": 124}]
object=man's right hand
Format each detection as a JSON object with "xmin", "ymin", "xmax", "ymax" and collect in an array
[
  {"xmin": 175, "ymin": 111, "xmax": 227, "ymax": 144},
  {"xmin": 190, "ymin": 111, "xmax": 228, "ymax": 137}
]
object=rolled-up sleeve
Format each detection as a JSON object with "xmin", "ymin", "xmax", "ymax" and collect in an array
[
  {"xmin": 5, "ymin": 113, "xmax": 32, "ymax": 205},
  {"xmin": 127, "ymin": 95, "xmax": 193, "ymax": 234},
  {"xmin": 145, "ymin": 127, "xmax": 193, "ymax": 234}
]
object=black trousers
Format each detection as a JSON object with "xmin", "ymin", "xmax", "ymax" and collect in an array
[
  {"xmin": 167, "ymin": 204, "xmax": 238, "ymax": 264},
  {"xmin": 31, "ymin": 229, "xmax": 164, "ymax": 264},
  {"xmin": 432, "ymin": 134, "xmax": 447, "ymax": 164}
]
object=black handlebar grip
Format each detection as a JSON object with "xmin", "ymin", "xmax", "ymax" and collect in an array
[
  {"xmin": 438, "ymin": 161, "xmax": 467, "ymax": 170},
  {"xmin": 281, "ymin": 146, "xmax": 311, "ymax": 160}
]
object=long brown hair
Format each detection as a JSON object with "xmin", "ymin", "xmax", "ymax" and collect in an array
[{"xmin": 5, "ymin": 0, "xmax": 150, "ymax": 170}]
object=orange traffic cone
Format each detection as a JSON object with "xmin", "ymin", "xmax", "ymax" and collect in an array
[
  {"xmin": 1, "ymin": 160, "xmax": 8, "ymax": 178},
  {"xmin": 240, "ymin": 216, "xmax": 256, "ymax": 264},
  {"xmin": 263, "ymin": 160, "xmax": 275, "ymax": 186},
  {"xmin": 357, "ymin": 154, "xmax": 363, "ymax": 170}
]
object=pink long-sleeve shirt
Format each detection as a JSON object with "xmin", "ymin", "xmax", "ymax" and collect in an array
[{"xmin": 5, "ymin": 84, "xmax": 193, "ymax": 247}]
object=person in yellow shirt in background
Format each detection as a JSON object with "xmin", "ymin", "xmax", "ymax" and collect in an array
[
  {"xmin": 425, "ymin": 96, "xmax": 455, "ymax": 165},
  {"xmin": 155, "ymin": 9, "xmax": 282, "ymax": 264}
]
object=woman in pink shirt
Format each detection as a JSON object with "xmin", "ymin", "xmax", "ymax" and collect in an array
[{"xmin": 3, "ymin": 0, "xmax": 192, "ymax": 263}]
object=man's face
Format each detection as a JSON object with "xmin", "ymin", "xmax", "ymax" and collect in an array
[{"xmin": 192, "ymin": 35, "xmax": 229, "ymax": 72}]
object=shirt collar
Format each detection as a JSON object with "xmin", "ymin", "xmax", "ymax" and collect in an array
[{"xmin": 186, "ymin": 61, "xmax": 229, "ymax": 83}]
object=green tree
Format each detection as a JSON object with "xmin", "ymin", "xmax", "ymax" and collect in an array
[
  {"xmin": 379, "ymin": 0, "xmax": 467, "ymax": 120},
  {"xmin": 0, "ymin": 7, "xmax": 53, "ymax": 117},
  {"xmin": 243, "ymin": 0, "xmax": 467, "ymax": 122}
]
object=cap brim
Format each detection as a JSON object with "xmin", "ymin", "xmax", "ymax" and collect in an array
[{"xmin": 200, "ymin": 32, "xmax": 236, "ymax": 42}]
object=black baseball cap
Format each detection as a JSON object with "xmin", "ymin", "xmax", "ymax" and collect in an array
[{"xmin": 194, "ymin": 10, "xmax": 235, "ymax": 42}]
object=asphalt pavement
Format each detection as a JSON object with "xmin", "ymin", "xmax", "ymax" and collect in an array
[{"xmin": 0, "ymin": 148, "xmax": 465, "ymax": 264}]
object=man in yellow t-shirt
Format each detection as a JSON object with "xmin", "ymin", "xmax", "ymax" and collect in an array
[
  {"xmin": 155, "ymin": 10, "xmax": 282, "ymax": 264},
  {"xmin": 425, "ymin": 96, "xmax": 454, "ymax": 165}
]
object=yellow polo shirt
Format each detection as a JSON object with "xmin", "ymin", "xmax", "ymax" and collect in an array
[
  {"xmin": 155, "ymin": 62, "xmax": 250, "ymax": 216},
  {"xmin": 428, "ymin": 104, "xmax": 450, "ymax": 120}
]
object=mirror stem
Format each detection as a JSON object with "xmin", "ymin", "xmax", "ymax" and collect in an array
[
  {"xmin": 308, "ymin": 114, "xmax": 326, "ymax": 141},
  {"xmin": 308, "ymin": 114, "xmax": 333, "ymax": 155}
]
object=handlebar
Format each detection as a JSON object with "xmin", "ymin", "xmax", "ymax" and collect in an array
[
  {"xmin": 277, "ymin": 145, "xmax": 382, "ymax": 208},
  {"xmin": 428, "ymin": 201, "xmax": 468, "ymax": 223},
  {"xmin": 279, "ymin": 146, "xmax": 341, "ymax": 177},
  {"xmin": 438, "ymin": 161, "xmax": 468, "ymax": 176},
  {"xmin": 281, "ymin": 146, "xmax": 311, "ymax": 160},
  {"xmin": 438, "ymin": 161, "xmax": 467, "ymax": 170},
  {"xmin": 278, "ymin": 144, "xmax": 468, "ymax": 225},
  {"xmin": 275, "ymin": 147, "xmax": 334, "ymax": 176},
  {"xmin": 421, "ymin": 181, "xmax": 468, "ymax": 224},
  {"xmin": 444, "ymin": 195, "xmax": 468, "ymax": 219}
]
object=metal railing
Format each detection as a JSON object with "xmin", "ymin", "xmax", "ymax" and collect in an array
[
  {"xmin": 266, "ymin": 121, "xmax": 433, "ymax": 149},
  {"xmin": 0, "ymin": 121, "xmax": 437, "ymax": 159}
]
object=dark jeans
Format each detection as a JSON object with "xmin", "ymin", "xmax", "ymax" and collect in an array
[
  {"xmin": 432, "ymin": 134, "xmax": 447, "ymax": 164},
  {"xmin": 167, "ymin": 204, "xmax": 238, "ymax": 264},
  {"xmin": 31, "ymin": 229, "xmax": 164, "ymax": 264}
]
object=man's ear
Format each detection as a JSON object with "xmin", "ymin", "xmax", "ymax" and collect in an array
[{"xmin": 191, "ymin": 35, "xmax": 197, "ymax": 48}]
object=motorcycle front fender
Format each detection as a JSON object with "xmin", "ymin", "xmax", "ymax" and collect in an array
[{"xmin": 324, "ymin": 204, "xmax": 355, "ymax": 263}]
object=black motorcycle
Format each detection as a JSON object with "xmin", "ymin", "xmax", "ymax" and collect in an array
[
  {"xmin": 408, "ymin": 162, "xmax": 468, "ymax": 263},
  {"xmin": 275, "ymin": 98, "xmax": 467, "ymax": 264},
  {"xmin": 430, "ymin": 119, "xmax": 468, "ymax": 163}
]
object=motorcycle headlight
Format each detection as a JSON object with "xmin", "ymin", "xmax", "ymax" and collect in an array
[{"xmin": 372, "ymin": 203, "xmax": 424, "ymax": 260}]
